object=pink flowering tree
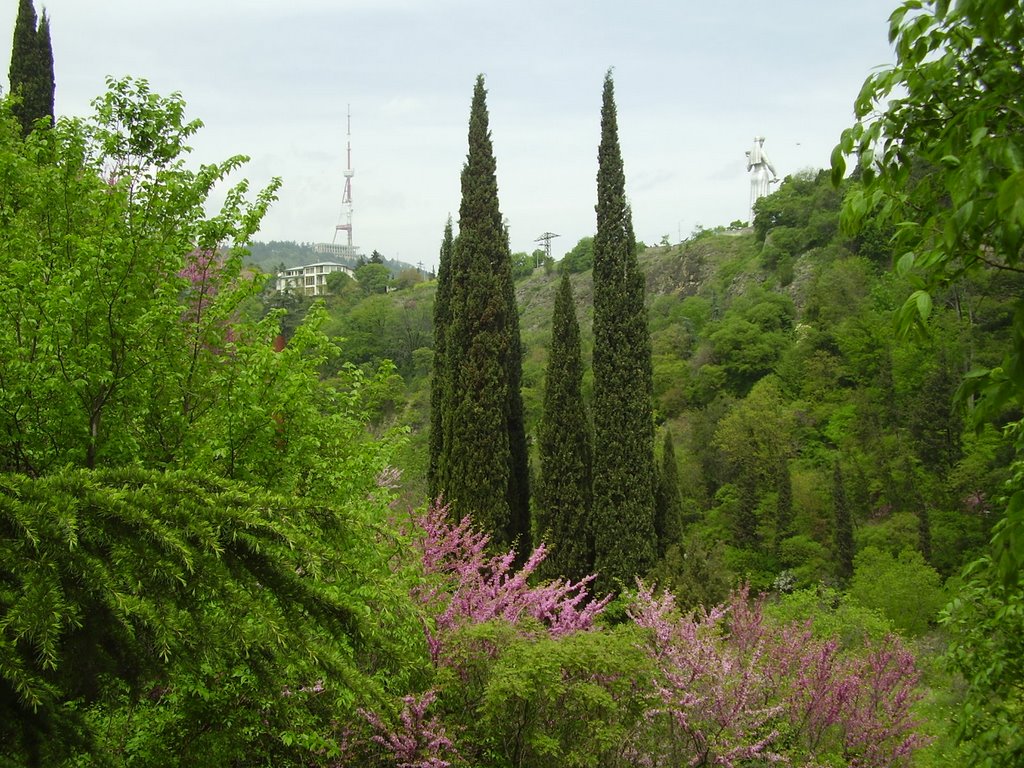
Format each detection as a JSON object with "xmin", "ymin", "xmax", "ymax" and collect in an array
[
  {"xmin": 628, "ymin": 581, "xmax": 925, "ymax": 767},
  {"xmin": 410, "ymin": 500, "xmax": 610, "ymax": 662},
  {"xmin": 177, "ymin": 246, "xmax": 251, "ymax": 354},
  {"xmin": 179, "ymin": 248, "xmax": 222, "ymax": 321},
  {"xmin": 360, "ymin": 691, "xmax": 458, "ymax": 768},
  {"xmin": 351, "ymin": 503, "xmax": 927, "ymax": 768}
]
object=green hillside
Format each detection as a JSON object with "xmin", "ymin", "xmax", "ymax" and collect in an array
[{"xmin": 304, "ymin": 167, "xmax": 1017, "ymax": 613}]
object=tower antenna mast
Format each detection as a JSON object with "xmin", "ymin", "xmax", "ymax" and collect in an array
[{"xmin": 333, "ymin": 106, "xmax": 355, "ymax": 247}]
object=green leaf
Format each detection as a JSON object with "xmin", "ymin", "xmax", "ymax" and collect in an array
[
  {"xmin": 998, "ymin": 172, "xmax": 1024, "ymax": 217},
  {"xmin": 914, "ymin": 289, "xmax": 933, "ymax": 321},
  {"xmin": 830, "ymin": 144, "xmax": 847, "ymax": 186},
  {"xmin": 896, "ymin": 251, "xmax": 916, "ymax": 276}
]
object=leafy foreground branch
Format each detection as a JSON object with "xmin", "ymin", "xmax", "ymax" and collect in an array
[
  {"xmin": 0, "ymin": 467, "xmax": 418, "ymax": 767},
  {"xmin": 833, "ymin": 2, "xmax": 1024, "ymax": 763}
]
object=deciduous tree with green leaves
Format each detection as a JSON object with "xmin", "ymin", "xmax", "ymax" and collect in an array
[
  {"xmin": 0, "ymin": 79, "xmax": 422, "ymax": 768},
  {"xmin": 591, "ymin": 70, "xmax": 657, "ymax": 590},
  {"xmin": 834, "ymin": 3, "xmax": 1024, "ymax": 762},
  {"xmin": 355, "ymin": 261, "xmax": 391, "ymax": 294},
  {"xmin": 834, "ymin": 0, "xmax": 1024, "ymax": 442}
]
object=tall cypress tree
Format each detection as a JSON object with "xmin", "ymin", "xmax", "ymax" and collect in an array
[
  {"xmin": 502, "ymin": 223, "xmax": 531, "ymax": 558},
  {"xmin": 537, "ymin": 271, "xmax": 592, "ymax": 581},
  {"xmin": 8, "ymin": 0, "xmax": 54, "ymax": 136},
  {"xmin": 654, "ymin": 428, "xmax": 682, "ymax": 557},
  {"xmin": 8, "ymin": 0, "xmax": 38, "ymax": 135},
  {"xmin": 833, "ymin": 460, "xmax": 855, "ymax": 581},
  {"xmin": 441, "ymin": 76, "xmax": 529, "ymax": 554},
  {"xmin": 427, "ymin": 217, "xmax": 454, "ymax": 502},
  {"xmin": 35, "ymin": 10, "xmax": 53, "ymax": 125},
  {"xmin": 774, "ymin": 456, "xmax": 794, "ymax": 552},
  {"xmin": 591, "ymin": 70, "xmax": 657, "ymax": 590}
]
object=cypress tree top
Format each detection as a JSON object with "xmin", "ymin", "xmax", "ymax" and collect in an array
[
  {"xmin": 35, "ymin": 11, "xmax": 54, "ymax": 124},
  {"xmin": 8, "ymin": 0, "xmax": 54, "ymax": 135},
  {"xmin": 8, "ymin": 0, "xmax": 37, "ymax": 88}
]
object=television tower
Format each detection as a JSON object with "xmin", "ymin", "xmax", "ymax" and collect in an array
[{"xmin": 333, "ymin": 106, "xmax": 354, "ymax": 247}]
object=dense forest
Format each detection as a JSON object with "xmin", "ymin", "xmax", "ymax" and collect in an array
[{"xmin": 3, "ymin": 0, "xmax": 1023, "ymax": 766}]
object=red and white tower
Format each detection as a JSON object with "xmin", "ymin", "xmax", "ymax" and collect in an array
[{"xmin": 333, "ymin": 106, "xmax": 355, "ymax": 247}]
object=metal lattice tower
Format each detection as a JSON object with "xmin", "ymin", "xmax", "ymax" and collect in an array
[
  {"xmin": 535, "ymin": 232, "xmax": 560, "ymax": 266},
  {"xmin": 333, "ymin": 106, "xmax": 355, "ymax": 247}
]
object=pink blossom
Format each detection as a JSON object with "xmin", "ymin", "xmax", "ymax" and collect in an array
[
  {"xmin": 628, "ymin": 580, "xmax": 925, "ymax": 767},
  {"xmin": 361, "ymin": 690, "xmax": 457, "ymax": 768},
  {"xmin": 409, "ymin": 500, "xmax": 610, "ymax": 661}
]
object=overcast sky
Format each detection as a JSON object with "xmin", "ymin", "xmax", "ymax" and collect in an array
[{"xmin": 4, "ymin": 0, "xmax": 898, "ymax": 269}]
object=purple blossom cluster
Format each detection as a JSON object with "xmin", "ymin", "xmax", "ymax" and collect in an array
[
  {"xmin": 629, "ymin": 581, "xmax": 924, "ymax": 767},
  {"xmin": 178, "ymin": 247, "xmax": 222, "ymax": 319},
  {"xmin": 361, "ymin": 692, "xmax": 455, "ymax": 768},
  {"xmin": 411, "ymin": 500, "xmax": 610, "ymax": 661},
  {"xmin": 349, "ymin": 502, "xmax": 925, "ymax": 768}
]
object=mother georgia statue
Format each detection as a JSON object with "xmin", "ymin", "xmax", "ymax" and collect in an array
[{"xmin": 746, "ymin": 136, "xmax": 778, "ymax": 222}]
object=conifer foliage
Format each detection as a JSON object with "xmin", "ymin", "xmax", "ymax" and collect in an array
[
  {"xmin": 833, "ymin": 460, "xmax": 855, "ymax": 581},
  {"xmin": 537, "ymin": 271, "xmax": 593, "ymax": 581},
  {"xmin": 654, "ymin": 428, "xmax": 682, "ymax": 556},
  {"xmin": 427, "ymin": 218, "xmax": 454, "ymax": 502},
  {"xmin": 591, "ymin": 71, "xmax": 657, "ymax": 590},
  {"xmin": 438, "ymin": 76, "xmax": 529, "ymax": 553},
  {"xmin": 8, "ymin": 0, "xmax": 54, "ymax": 135}
]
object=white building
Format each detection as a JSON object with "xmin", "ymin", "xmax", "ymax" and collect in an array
[{"xmin": 276, "ymin": 262, "xmax": 356, "ymax": 296}]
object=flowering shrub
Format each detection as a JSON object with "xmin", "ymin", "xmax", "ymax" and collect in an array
[
  {"xmin": 355, "ymin": 507, "xmax": 927, "ymax": 768},
  {"xmin": 410, "ymin": 500, "xmax": 610, "ymax": 661},
  {"xmin": 361, "ymin": 691, "xmax": 458, "ymax": 768},
  {"xmin": 628, "ymin": 581, "xmax": 925, "ymax": 767}
]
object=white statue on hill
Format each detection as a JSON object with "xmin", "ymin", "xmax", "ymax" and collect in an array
[{"xmin": 746, "ymin": 136, "xmax": 778, "ymax": 223}]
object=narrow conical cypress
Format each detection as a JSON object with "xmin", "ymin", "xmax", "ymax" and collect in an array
[
  {"xmin": 654, "ymin": 428, "xmax": 682, "ymax": 557},
  {"xmin": 441, "ymin": 76, "xmax": 529, "ymax": 554},
  {"xmin": 427, "ymin": 218, "xmax": 454, "ymax": 502},
  {"xmin": 833, "ymin": 460, "xmax": 855, "ymax": 581},
  {"xmin": 591, "ymin": 70, "xmax": 657, "ymax": 591},
  {"xmin": 775, "ymin": 456, "xmax": 794, "ymax": 551},
  {"xmin": 7, "ymin": 0, "xmax": 53, "ymax": 135},
  {"xmin": 35, "ymin": 11, "xmax": 53, "ymax": 124},
  {"xmin": 8, "ymin": 0, "xmax": 38, "ymax": 135},
  {"xmin": 538, "ymin": 272, "xmax": 592, "ymax": 581},
  {"xmin": 503, "ymin": 224, "xmax": 531, "ymax": 557}
]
